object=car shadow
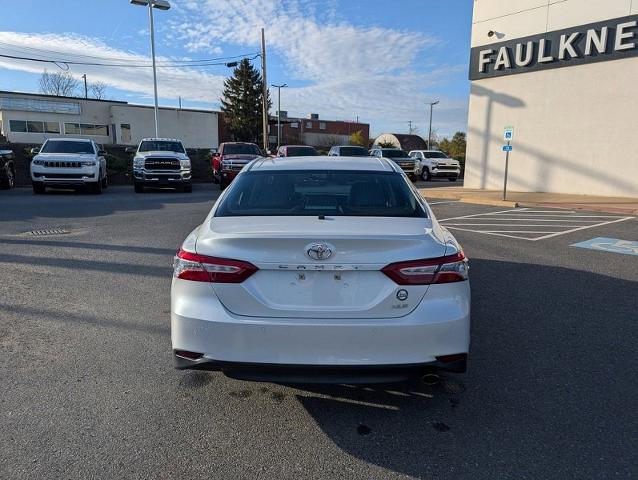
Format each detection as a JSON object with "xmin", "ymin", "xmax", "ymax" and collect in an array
[{"xmin": 270, "ymin": 259, "xmax": 636, "ymax": 478}]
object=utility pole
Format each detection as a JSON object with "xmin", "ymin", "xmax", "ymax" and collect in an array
[
  {"xmin": 178, "ymin": 96, "xmax": 182, "ymax": 109},
  {"xmin": 260, "ymin": 28, "xmax": 268, "ymax": 152},
  {"xmin": 427, "ymin": 100, "xmax": 439, "ymax": 149},
  {"xmin": 271, "ymin": 83, "xmax": 287, "ymax": 150},
  {"xmin": 82, "ymin": 74, "xmax": 88, "ymax": 99},
  {"xmin": 408, "ymin": 120, "xmax": 413, "ymax": 135},
  {"xmin": 148, "ymin": 1, "xmax": 159, "ymax": 138}
]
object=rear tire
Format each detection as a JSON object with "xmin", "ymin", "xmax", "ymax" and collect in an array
[
  {"xmin": 32, "ymin": 182, "xmax": 45, "ymax": 194},
  {"xmin": 421, "ymin": 168, "xmax": 431, "ymax": 181},
  {"xmin": 448, "ymin": 177, "xmax": 458, "ymax": 182},
  {"xmin": 134, "ymin": 182, "xmax": 145, "ymax": 193}
]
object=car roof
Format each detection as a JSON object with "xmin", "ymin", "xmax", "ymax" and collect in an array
[
  {"xmin": 222, "ymin": 142, "xmax": 258, "ymax": 145},
  {"xmin": 46, "ymin": 137, "xmax": 91, "ymax": 142},
  {"xmin": 250, "ymin": 156, "xmax": 399, "ymax": 172}
]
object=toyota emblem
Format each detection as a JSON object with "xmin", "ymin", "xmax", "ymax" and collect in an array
[{"xmin": 306, "ymin": 242, "xmax": 334, "ymax": 261}]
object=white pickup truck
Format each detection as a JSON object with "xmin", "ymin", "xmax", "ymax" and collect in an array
[
  {"xmin": 128, "ymin": 138, "xmax": 192, "ymax": 193},
  {"xmin": 409, "ymin": 150, "xmax": 461, "ymax": 182}
]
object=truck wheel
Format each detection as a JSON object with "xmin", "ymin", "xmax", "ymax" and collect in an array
[
  {"xmin": 448, "ymin": 177, "xmax": 458, "ymax": 182},
  {"xmin": 92, "ymin": 175, "xmax": 103, "ymax": 194},
  {"xmin": 32, "ymin": 182, "xmax": 46, "ymax": 194},
  {"xmin": 212, "ymin": 170, "xmax": 219, "ymax": 184},
  {"xmin": 102, "ymin": 175, "xmax": 108, "ymax": 189},
  {"xmin": 421, "ymin": 168, "xmax": 431, "ymax": 181},
  {"xmin": 219, "ymin": 177, "xmax": 227, "ymax": 190},
  {"xmin": 134, "ymin": 182, "xmax": 145, "ymax": 193}
]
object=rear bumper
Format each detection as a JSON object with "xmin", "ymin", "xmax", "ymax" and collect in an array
[
  {"xmin": 171, "ymin": 279, "xmax": 470, "ymax": 382},
  {"xmin": 173, "ymin": 353, "xmax": 467, "ymax": 383}
]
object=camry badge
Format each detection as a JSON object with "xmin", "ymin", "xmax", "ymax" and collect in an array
[{"xmin": 306, "ymin": 242, "xmax": 334, "ymax": 261}]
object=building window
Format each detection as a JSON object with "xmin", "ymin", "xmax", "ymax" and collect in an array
[
  {"xmin": 65, "ymin": 123, "xmax": 80, "ymax": 135},
  {"xmin": 64, "ymin": 123, "xmax": 108, "ymax": 136},
  {"xmin": 319, "ymin": 122, "xmax": 326, "ymax": 130},
  {"xmin": 306, "ymin": 121, "xmax": 312, "ymax": 129},
  {"xmin": 45, "ymin": 122, "xmax": 60, "ymax": 133},
  {"xmin": 9, "ymin": 120, "xmax": 27, "ymax": 133},
  {"xmin": 121, "ymin": 124, "xmax": 131, "ymax": 143},
  {"xmin": 290, "ymin": 122, "xmax": 298, "ymax": 128},
  {"xmin": 27, "ymin": 121, "xmax": 45, "ymax": 133}
]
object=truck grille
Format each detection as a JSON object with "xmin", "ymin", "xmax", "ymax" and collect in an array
[
  {"xmin": 436, "ymin": 165, "xmax": 458, "ymax": 171},
  {"xmin": 222, "ymin": 160, "xmax": 249, "ymax": 171},
  {"xmin": 394, "ymin": 160, "xmax": 415, "ymax": 171},
  {"xmin": 44, "ymin": 161, "xmax": 82, "ymax": 168},
  {"xmin": 145, "ymin": 158, "xmax": 180, "ymax": 170}
]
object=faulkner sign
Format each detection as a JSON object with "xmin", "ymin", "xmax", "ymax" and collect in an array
[{"xmin": 469, "ymin": 15, "xmax": 638, "ymax": 80}]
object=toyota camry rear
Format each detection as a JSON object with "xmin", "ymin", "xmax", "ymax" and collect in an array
[{"xmin": 171, "ymin": 156, "xmax": 470, "ymax": 383}]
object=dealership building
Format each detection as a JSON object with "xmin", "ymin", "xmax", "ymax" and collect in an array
[
  {"xmin": 466, "ymin": 0, "xmax": 638, "ymax": 197},
  {"xmin": 0, "ymin": 90, "xmax": 219, "ymax": 149}
]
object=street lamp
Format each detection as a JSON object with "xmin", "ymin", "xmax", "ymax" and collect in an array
[
  {"xmin": 427, "ymin": 100, "xmax": 439, "ymax": 149},
  {"xmin": 130, "ymin": 0, "xmax": 171, "ymax": 138},
  {"xmin": 271, "ymin": 83, "xmax": 287, "ymax": 150}
]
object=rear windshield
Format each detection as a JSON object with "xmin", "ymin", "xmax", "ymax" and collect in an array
[
  {"xmin": 286, "ymin": 146, "xmax": 319, "ymax": 156},
  {"xmin": 339, "ymin": 146, "xmax": 369, "ymax": 156},
  {"xmin": 215, "ymin": 170, "xmax": 426, "ymax": 218},
  {"xmin": 138, "ymin": 141, "xmax": 185, "ymax": 153},
  {"xmin": 380, "ymin": 149, "xmax": 409, "ymax": 158},
  {"xmin": 41, "ymin": 141, "xmax": 94, "ymax": 154},
  {"xmin": 223, "ymin": 144, "xmax": 261, "ymax": 155}
]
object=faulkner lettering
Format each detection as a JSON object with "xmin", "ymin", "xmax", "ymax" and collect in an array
[{"xmin": 469, "ymin": 15, "xmax": 638, "ymax": 80}]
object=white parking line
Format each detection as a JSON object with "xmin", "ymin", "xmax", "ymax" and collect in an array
[
  {"xmin": 428, "ymin": 200, "xmax": 459, "ymax": 205},
  {"xmin": 439, "ymin": 207, "xmax": 634, "ymax": 241}
]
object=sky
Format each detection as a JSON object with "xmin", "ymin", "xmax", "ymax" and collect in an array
[{"xmin": 0, "ymin": 0, "xmax": 473, "ymax": 138}]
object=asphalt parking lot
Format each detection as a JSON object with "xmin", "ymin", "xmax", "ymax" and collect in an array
[{"xmin": 1, "ymin": 184, "xmax": 636, "ymax": 479}]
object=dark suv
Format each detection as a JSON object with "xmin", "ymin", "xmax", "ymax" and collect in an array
[{"xmin": 0, "ymin": 150, "xmax": 15, "ymax": 189}]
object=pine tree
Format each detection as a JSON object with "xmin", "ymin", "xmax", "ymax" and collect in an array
[{"xmin": 220, "ymin": 59, "xmax": 271, "ymax": 143}]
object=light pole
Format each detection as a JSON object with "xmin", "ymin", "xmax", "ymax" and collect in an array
[
  {"xmin": 427, "ymin": 100, "xmax": 439, "ymax": 149},
  {"xmin": 271, "ymin": 83, "xmax": 287, "ymax": 150},
  {"xmin": 130, "ymin": 0, "xmax": 171, "ymax": 138}
]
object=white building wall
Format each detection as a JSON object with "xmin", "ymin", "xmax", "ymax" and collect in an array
[
  {"xmin": 110, "ymin": 106, "xmax": 218, "ymax": 149},
  {"xmin": 466, "ymin": 0, "xmax": 638, "ymax": 197}
]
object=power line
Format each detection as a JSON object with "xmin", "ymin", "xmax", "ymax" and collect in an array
[
  {"xmin": 0, "ymin": 52, "xmax": 260, "ymax": 69},
  {"xmin": 0, "ymin": 40, "xmax": 259, "ymax": 65}
]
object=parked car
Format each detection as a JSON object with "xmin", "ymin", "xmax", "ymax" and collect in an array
[
  {"xmin": 410, "ymin": 150, "xmax": 461, "ymax": 182},
  {"xmin": 277, "ymin": 145, "xmax": 319, "ymax": 157},
  {"xmin": 327, "ymin": 145, "xmax": 369, "ymax": 157},
  {"xmin": 212, "ymin": 142, "xmax": 262, "ymax": 190},
  {"xmin": 0, "ymin": 150, "xmax": 16, "ymax": 190},
  {"xmin": 368, "ymin": 147, "xmax": 419, "ymax": 180},
  {"xmin": 30, "ymin": 138, "xmax": 107, "ymax": 194},
  {"xmin": 127, "ymin": 138, "xmax": 192, "ymax": 193},
  {"xmin": 171, "ymin": 156, "xmax": 470, "ymax": 383}
]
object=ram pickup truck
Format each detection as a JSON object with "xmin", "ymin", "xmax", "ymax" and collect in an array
[
  {"xmin": 128, "ymin": 138, "xmax": 192, "ymax": 193},
  {"xmin": 0, "ymin": 149, "xmax": 15, "ymax": 190},
  {"xmin": 212, "ymin": 142, "xmax": 262, "ymax": 189},
  {"xmin": 409, "ymin": 150, "xmax": 460, "ymax": 182},
  {"xmin": 368, "ymin": 147, "xmax": 420, "ymax": 181}
]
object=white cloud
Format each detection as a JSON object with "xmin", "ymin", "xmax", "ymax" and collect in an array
[{"xmin": 0, "ymin": 0, "xmax": 469, "ymax": 136}]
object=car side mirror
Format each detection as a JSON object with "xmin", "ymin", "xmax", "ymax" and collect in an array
[
  {"xmin": 30, "ymin": 147, "xmax": 40, "ymax": 155},
  {"xmin": 125, "ymin": 147, "xmax": 136, "ymax": 154},
  {"xmin": 98, "ymin": 150, "xmax": 107, "ymax": 156}
]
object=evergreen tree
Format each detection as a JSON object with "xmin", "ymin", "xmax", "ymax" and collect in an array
[{"xmin": 220, "ymin": 59, "xmax": 270, "ymax": 143}]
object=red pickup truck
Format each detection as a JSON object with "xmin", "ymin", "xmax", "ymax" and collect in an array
[{"xmin": 212, "ymin": 142, "xmax": 263, "ymax": 189}]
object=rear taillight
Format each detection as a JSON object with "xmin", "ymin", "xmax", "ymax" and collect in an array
[
  {"xmin": 382, "ymin": 251, "xmax": 468, "ymax": 285},
  {"xmin": 173, "ymin": 249, "xmax": 258, "ymax": 283}
]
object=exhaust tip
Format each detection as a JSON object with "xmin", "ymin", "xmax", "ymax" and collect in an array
[
  {"xmin": 174, "ymin": 349, "xmax": 204, "ymax": 360},
  {"xmin": 421, "ymin": 373, "xmax": 440, "ymax": 386}
]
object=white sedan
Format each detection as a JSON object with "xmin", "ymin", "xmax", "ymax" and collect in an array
[{"xmin": 171, "ymin": 156, "xmax": 470, "ymax": 383}]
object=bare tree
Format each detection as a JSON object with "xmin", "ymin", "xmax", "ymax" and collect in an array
[
  {"xmin": 89, "ymin": 81, "xmax": 109, "ymax": 100},
  {"xmin": 39, "ymin": 70, "xmax": 79, "ymax": 96}
]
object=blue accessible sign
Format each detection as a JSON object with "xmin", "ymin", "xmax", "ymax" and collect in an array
[
  {"xmin": 502, "ymin": 145, "xmax": 513, "ymax": 152},
  {"xmin": 571, "ymin": 237, "xmax": 638, "ymax": 256}
]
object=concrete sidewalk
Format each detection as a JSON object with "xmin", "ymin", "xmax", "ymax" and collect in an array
[{"xmin": 419, "ymin": 187, "xmax": 638, "ymax": 215}]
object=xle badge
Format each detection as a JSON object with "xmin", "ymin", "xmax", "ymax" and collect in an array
[{"xmin": 396, "ymin": 289, "xmax": 408, "ymax": 301}]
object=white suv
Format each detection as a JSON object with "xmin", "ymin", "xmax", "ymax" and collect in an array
[
  {"xmin": 409, "ymin": 150, "xmax": 461, "ymax": 182},
  {"xmin": 31, "ymin": 138, "xmax": 108, "ymax": 194}
]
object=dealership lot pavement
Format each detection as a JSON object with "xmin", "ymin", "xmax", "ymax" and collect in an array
[{"xmin": 1, "ymin": 185, "xmax": 636, "ymax": 479}]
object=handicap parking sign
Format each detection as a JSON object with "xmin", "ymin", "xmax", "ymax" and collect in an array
[
  {"xmin": 571, "ymin": 237, "xmax": 638, "ymax": 256},
  {"xmin": 503, "ymin": 126, "xmax": 514, "ymax": 142}
]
